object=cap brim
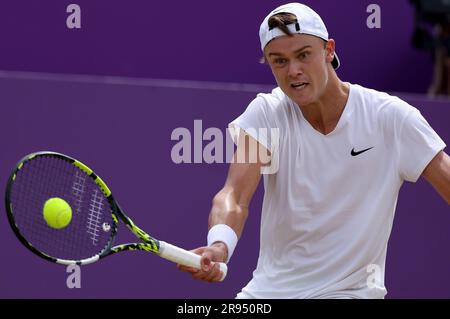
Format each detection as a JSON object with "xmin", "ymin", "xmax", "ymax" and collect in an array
[{"xmin": 332, "ymin": 52, "xmax": 340, "ymax": 70}]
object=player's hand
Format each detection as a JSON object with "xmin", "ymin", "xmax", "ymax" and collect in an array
[{"xmin": 177, "ymin": 242, "xmax": 228, "ymax": 282}]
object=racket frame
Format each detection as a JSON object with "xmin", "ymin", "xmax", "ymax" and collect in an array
[
  {"xmin": 5, "ymin": 151, "xmax": 160, "ymax": 265},
  {"xmin": 5, "ymin": 151, "xmax": 227, "ymax": 279}
]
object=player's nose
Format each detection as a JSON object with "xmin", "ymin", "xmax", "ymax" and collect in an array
[{"xmin": 288, "ymin": 60, "xmax": 304, "ymax": 78}]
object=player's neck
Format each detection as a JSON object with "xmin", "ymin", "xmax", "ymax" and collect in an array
[{"xmin": 299, "ymin": 74, "xmax": 349, "ymax": 136}]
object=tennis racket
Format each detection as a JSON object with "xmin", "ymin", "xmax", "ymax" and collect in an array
[{"xmin": 5, "ymin": 151, "xmax": 227, "ymax": 280}]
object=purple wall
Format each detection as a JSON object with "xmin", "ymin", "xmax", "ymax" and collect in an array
[
  {"xmin": 0, "ymin": 75, "xmax": 449, "ymax": 299},
  {"xmin": 0, "ymin": 0, "xmax": 434, "ymax": 93},
  {"xmin": 0, "ymin": 1, "xmax": 449, "ymax": 299}
]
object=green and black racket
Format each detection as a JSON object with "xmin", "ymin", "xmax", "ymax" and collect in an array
[{"xmin": 5, "ymin": 151, "xmax": 227, "ymax": 280}]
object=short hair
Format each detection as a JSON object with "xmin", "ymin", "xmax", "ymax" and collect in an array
[
  {"xmin": 268, "ymin": 12, "xmax": 298, "ymax": 36},
  {"xmin": 260, "ymin": 12, "xmax": 327, "ymax": 64},
  {"xmin": 260, "ymin": 13, "xmax": 297, "ymax": 64}
]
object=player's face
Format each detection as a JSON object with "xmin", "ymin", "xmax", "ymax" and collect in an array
[{"xmin": 264, "ymin": 34, "xmax": 334, "ymax": 107}]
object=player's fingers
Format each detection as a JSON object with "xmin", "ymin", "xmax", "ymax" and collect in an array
[
  {"xmin": 191, "ymin": 270, "xmax": 208, "ymax": 281},
  {"xmin": 190, "ymin": 262, "xmax": 221, "ymax": 282},
  {"xmin": 177, "ymin": 246, "xmax": 207, "ymax": 274},
  {"xmin": 178, "ymin": 246, "xmax": 223, "ymax": 281},
  {"xmin": 204, "ymin": 263, "xmax": 222, "ymax": 282},
  {"xmin": 177, "ymin": 264, "xmax": 199, "ymax": 273},
  {"xmin": 200, "ymin": 251, "xmax": 215, "ymax": 272},
  {"xmin": 191, "ymin": 265, "xmax": 216, "ymax": 281}
]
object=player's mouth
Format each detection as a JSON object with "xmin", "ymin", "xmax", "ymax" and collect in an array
[{"xmin": 291, "ymin": 82, "xmax": 309, "ymax": 90}]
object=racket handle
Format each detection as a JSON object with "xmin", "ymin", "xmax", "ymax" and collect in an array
[{"xmin": 158, "ymin": 241, "xmax": 228, "ymax": 281}]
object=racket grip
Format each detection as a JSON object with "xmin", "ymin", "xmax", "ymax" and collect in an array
[{"xmin": 158, "ymin": 241, "xmax": 228, "ymax": 281}]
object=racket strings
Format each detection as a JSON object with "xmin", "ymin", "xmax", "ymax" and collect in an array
[
  {"xmin": 14, "ymin": 157, "xmax": 75, "ymax": 254},
  {"xmin": 86, "ymin": 188, "xmax": 105, "ymax": 246},
  {"xmin": 9, "ymin": 155, "xmax": 115, "ymax": 261}
]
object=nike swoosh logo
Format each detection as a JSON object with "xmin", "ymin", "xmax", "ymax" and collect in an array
[{"xmin": 351, "ymin": 147, "xmax": 374, "ymax": 156}]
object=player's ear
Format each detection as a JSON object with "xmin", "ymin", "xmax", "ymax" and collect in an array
[{"xmin": 325, "ymin": 39, "xmax": 336, "ymax": 64}]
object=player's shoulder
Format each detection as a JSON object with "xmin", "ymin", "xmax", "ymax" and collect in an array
[
  {"xmin": 351, "ymin": 83, "xmax": 416, "ymax": 118},
  {"xmin": 252, "ymin": 87, "xmax": 290, "ymax": 111}
]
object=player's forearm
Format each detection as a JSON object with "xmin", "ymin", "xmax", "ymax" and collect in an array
[{"xmin": 208, "ymin": 188, "xmax": 249, "ymax": 239}]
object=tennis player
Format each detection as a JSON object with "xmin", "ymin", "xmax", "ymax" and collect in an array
[{"xmin": 178, "ymin": 2, "xmax": 450, "ymax": 298}]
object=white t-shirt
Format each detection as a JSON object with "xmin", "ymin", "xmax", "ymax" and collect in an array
[{"xmin": 229, "ymin": 83, "xmax": 446, "ymax": 299}]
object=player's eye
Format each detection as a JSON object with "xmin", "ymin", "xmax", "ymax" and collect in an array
[
  {"xmin": 298, "ymin": 51, "xmax": 310, "ymax": 60},
  {"xmin": 272, "ymin": 58, "xmax": 288, "ymax": 66}
]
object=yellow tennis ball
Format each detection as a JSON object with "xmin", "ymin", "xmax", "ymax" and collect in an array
[{"xmin": 43, "ymin": 197, "xmax": 72, "ymax": 229}]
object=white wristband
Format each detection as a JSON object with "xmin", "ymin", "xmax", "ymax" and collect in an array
[{"xmin": 207, "ymin": 224, "xmax": 238, "ymax": 264}]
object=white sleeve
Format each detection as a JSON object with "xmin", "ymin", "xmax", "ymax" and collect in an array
[
  {"xmin": 397, "ymin": 109, "xmax": 446, "ymax": 182},
  {"xmin": 228, "ymin": 95, "xmax": 277, "ymax": 154}
]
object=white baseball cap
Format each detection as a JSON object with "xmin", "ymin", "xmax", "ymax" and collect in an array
[{"xmin": 259, "ymin": 2, "xmax": 340, "ymax": 70}]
